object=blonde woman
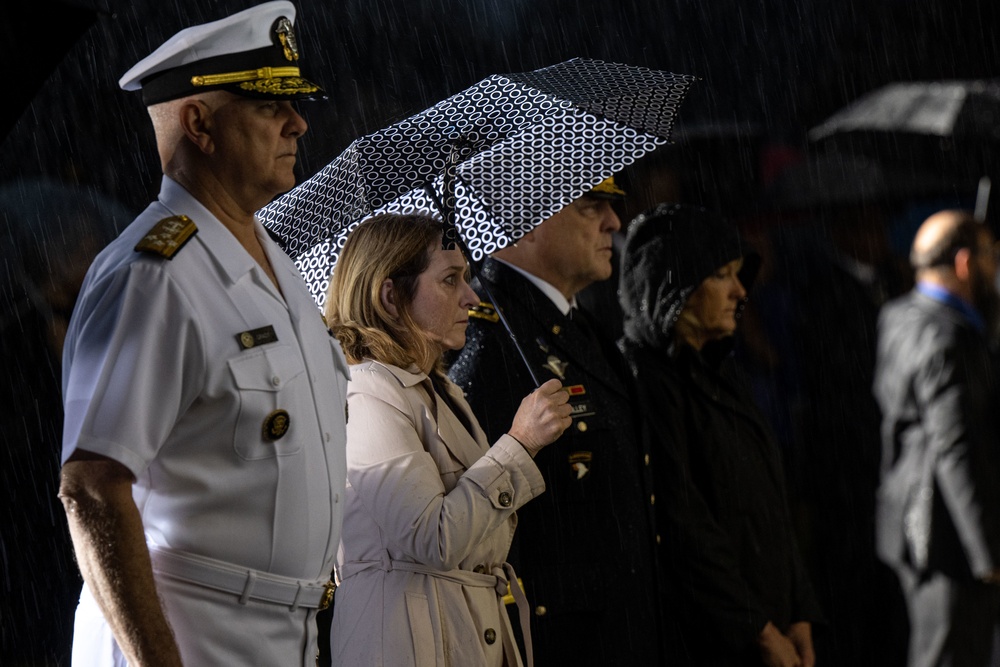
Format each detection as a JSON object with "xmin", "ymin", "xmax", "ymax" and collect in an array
[{"xmin": 325, "ymin": 213, "xmax": 571, "ymax": 666}]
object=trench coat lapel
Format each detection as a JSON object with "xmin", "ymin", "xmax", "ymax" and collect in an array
[
  {"xmin": 434, "ymin": 376, "xmax": 492, "ymax": 470},
  {"xmin": 377, "ymin": 362, "xmax": 488, "ymax": 471}
]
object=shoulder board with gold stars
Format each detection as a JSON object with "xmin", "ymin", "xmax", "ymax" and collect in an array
[
  {"xmin": 469, "ymin": 301, "xmax": 499, "ymax": 323},
  {"xmin": 134, "ymin": 215, "xmax": 198, "ymax": 259}
]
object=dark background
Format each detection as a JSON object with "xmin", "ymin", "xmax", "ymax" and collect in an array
[
  {"xmin": 5, "ymin": 0, "xmax": 1000, "ymax": 216},
  {"xmin": 3, "ymin": 0, "xmax": 999, "ymax": 664}
]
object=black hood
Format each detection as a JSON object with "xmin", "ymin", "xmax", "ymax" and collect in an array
[{"xmin": 619, "ymin": 202, "xmax": 760, "ymax": 350}]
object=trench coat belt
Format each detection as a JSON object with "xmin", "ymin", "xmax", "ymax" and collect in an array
[
  {"xmin": 148, "ymin": 544, "xmax": 334, "ymax": 610},
  {"xmin": 338, "ymin": 554, "xmax": 535, "ymax": 667}
]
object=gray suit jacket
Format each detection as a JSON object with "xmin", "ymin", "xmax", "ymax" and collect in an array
[{"xmin": 874, "ymin": 288, "xmax": 1000, "ymax": 579}]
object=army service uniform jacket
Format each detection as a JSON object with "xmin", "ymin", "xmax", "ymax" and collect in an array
[{"xmin": 448, "ymin": 258, "xmax": 661, "ymax": 666}]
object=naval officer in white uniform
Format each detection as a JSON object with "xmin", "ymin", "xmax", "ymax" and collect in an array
[{"xmin": 58, "ymin": 3, "xmax": 348, "ymax": 665}]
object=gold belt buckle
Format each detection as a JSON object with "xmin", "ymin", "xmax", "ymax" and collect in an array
[{"xmin": 319, "ymin": 580, "xmax": 336, "ymax": 610}]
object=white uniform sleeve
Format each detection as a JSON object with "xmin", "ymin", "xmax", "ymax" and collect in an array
[{"xmin": 62, "ymin": 260, "xmax": 205, "ymax": 477}]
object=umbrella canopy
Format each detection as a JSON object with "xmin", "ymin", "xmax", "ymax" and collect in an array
[
  {"xmin": 808, "ymin": 79, "xmax": 1000, "ymax": 182},
  {"xmin": 259, "ymin": 57, "xmax": 697, "ymax": 307},
  {"xmin": 809, "ymin": 79, "xmax": 1000, "ymax": 143}
]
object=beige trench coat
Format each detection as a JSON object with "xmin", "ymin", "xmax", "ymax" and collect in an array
[{"xmin": 331, "ymin": 361, "xmax": 545, "ymax": 666}]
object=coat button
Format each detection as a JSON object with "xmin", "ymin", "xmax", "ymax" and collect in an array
[
  {"xmin": 498, "ymin": 491, "xmax": 512, "ymax": 507},
  {"xmin": 644, "ymin": 454, "xmax": 650, "ymax": 466},
  {"xmin": 534, "ymin": 605, "xmax": 547, "ymax": 616},
  {"xmin": 484, "ymin": 628, "xmax": 497, "ymax": 645},
  {"xmin": 576, "ymin": 421, "xmax": 588, "ymax": 432}
]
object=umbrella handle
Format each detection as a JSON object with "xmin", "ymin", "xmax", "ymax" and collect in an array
[{"xmin": 440, "ymin": 136, "xmax": 473, "ymax": 250}]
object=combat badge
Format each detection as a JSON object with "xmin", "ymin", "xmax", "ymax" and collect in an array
[
  {"xmin": 569, "ymin": 451, "xmax": 593, "ymax": 480},
  {"xmin": 263, "ymin": 409, "xmax": 290, "ymax": 441},
  {"xmin": 235, "ymin": 325, "xmax": 279, "ymax": 351},
  {"xmin": 543, "ymin": 355, "xmax": 568, "ymax": 380},
  {"xmin": 134, "ymin": 215, "xmax": 197, "ymax": 259}
]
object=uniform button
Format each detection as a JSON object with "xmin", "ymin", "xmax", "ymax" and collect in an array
[
  {"xmin": 576, "ymin": 421, "xmax": 588, "ymax": 432},
  {"xmin": 656, "ymin": 534, "xmax": 662, "ymax": 544},
  {"xmin": 325, "ymin": 432, "xmax": 331, "ymax": 442},
  {"xmin": 473, "ymin": 564, "xmax": 487, "ymax": 574},
  {"xmin": 271, "ymin": 376, "xmax": 281, "ymax": 387},
  {"xmin": 650, "ymin": 494, "xmax": 655, "ymax": 505},
  {"xmin": 534, "ymin": 605, "xmax": 547, "ymax": 616},
  {"xmin": 484, "ymin": 628, "xmax": 497, "ymax": 645},
  {"xmin": 644, "ymin": 454, "xmax": 650, "ymax": 466},
  {"xmin": 498, "ymin": 491, "xmax": 512, "ymax": 507}
]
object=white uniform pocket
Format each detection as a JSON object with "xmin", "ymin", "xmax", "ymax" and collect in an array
[{"xmin": 228, "ymin": 345, "xmax": 306, "ymax": 460}]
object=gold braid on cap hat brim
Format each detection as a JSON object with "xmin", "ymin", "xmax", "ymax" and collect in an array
[
  {"xmin": 241, "ymin": 77, "xmax": 319, "ymax": 95},
  {"xmin": 193, "ymin": 66, "xmax": 301, "ymax": 87},
  {"xmin": 191, "ymin": 66, "xmax": 319, "ymax": 96}
]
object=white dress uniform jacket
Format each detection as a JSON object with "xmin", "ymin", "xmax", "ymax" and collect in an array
[
  {"xmin": 62, "ymin": 176, "xmax": 349, "ymax": 666},
  {"xmin": 332, "ymin": 360, "xmax": 545, "ymax": 667}
]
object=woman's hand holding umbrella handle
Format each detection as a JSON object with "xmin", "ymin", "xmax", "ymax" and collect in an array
[{"xmin": 507, "ymin": 378, "xmax": 572, "ymax": 458}]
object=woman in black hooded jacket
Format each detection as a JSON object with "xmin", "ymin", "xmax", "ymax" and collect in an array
[{"xmin": 618, "ymin": 203, "xmax": 823, "ymax": 667}]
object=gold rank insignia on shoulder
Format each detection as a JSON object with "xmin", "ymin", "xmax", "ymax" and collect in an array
[
  {"xmin": 469, "ymin": 301, "xmax": 499, "ymax": 323},
  {"xmin": 263, "ymin": 409, "xmax": 290, "ymax": 441},
  {"xmin": 235, "ymin": 325, "xmax": 279, "ymax": 350},
  {"xmin": 134, "ymin": 215, "xmax": 198, "ymax": 259}
]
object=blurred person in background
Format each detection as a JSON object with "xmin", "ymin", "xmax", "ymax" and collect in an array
[
  {"xmin": 874, "ymin": 209, "xmax": 1000, "ymax": 667},
  {"xmin": 619, "ymin": 203, "xmax": 823, "ymax": 667}
]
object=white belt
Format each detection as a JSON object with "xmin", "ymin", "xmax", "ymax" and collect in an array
[{"xmin": 148, "ymin": 545, "xmax": 335, "ymax": 610}]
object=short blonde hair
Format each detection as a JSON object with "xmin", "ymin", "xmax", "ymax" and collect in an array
[{"xmin": 325, "ymin": 213, "xmax": 444, "ymax": 371}]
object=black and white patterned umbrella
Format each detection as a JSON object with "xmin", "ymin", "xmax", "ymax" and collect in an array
[{"xmin": 259, "ymin": 57, "xmax": 697, "ymax": 307}]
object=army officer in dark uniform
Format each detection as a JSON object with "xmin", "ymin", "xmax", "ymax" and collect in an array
[{"xmin": 448, "ymin": 177, "xmax": 662, "ymax": 665}]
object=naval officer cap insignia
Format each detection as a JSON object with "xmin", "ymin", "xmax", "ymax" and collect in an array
[
  {"xmin": 263, "ymin": 409, "xmax": 290, "ymax": 441},
  {"xmin": 585, "ymin": 176, "xmax": 627, "ymax": 201},
  {"xmin": 119, "ymin": 1, "xmax": 326, "ymax": 106}
]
